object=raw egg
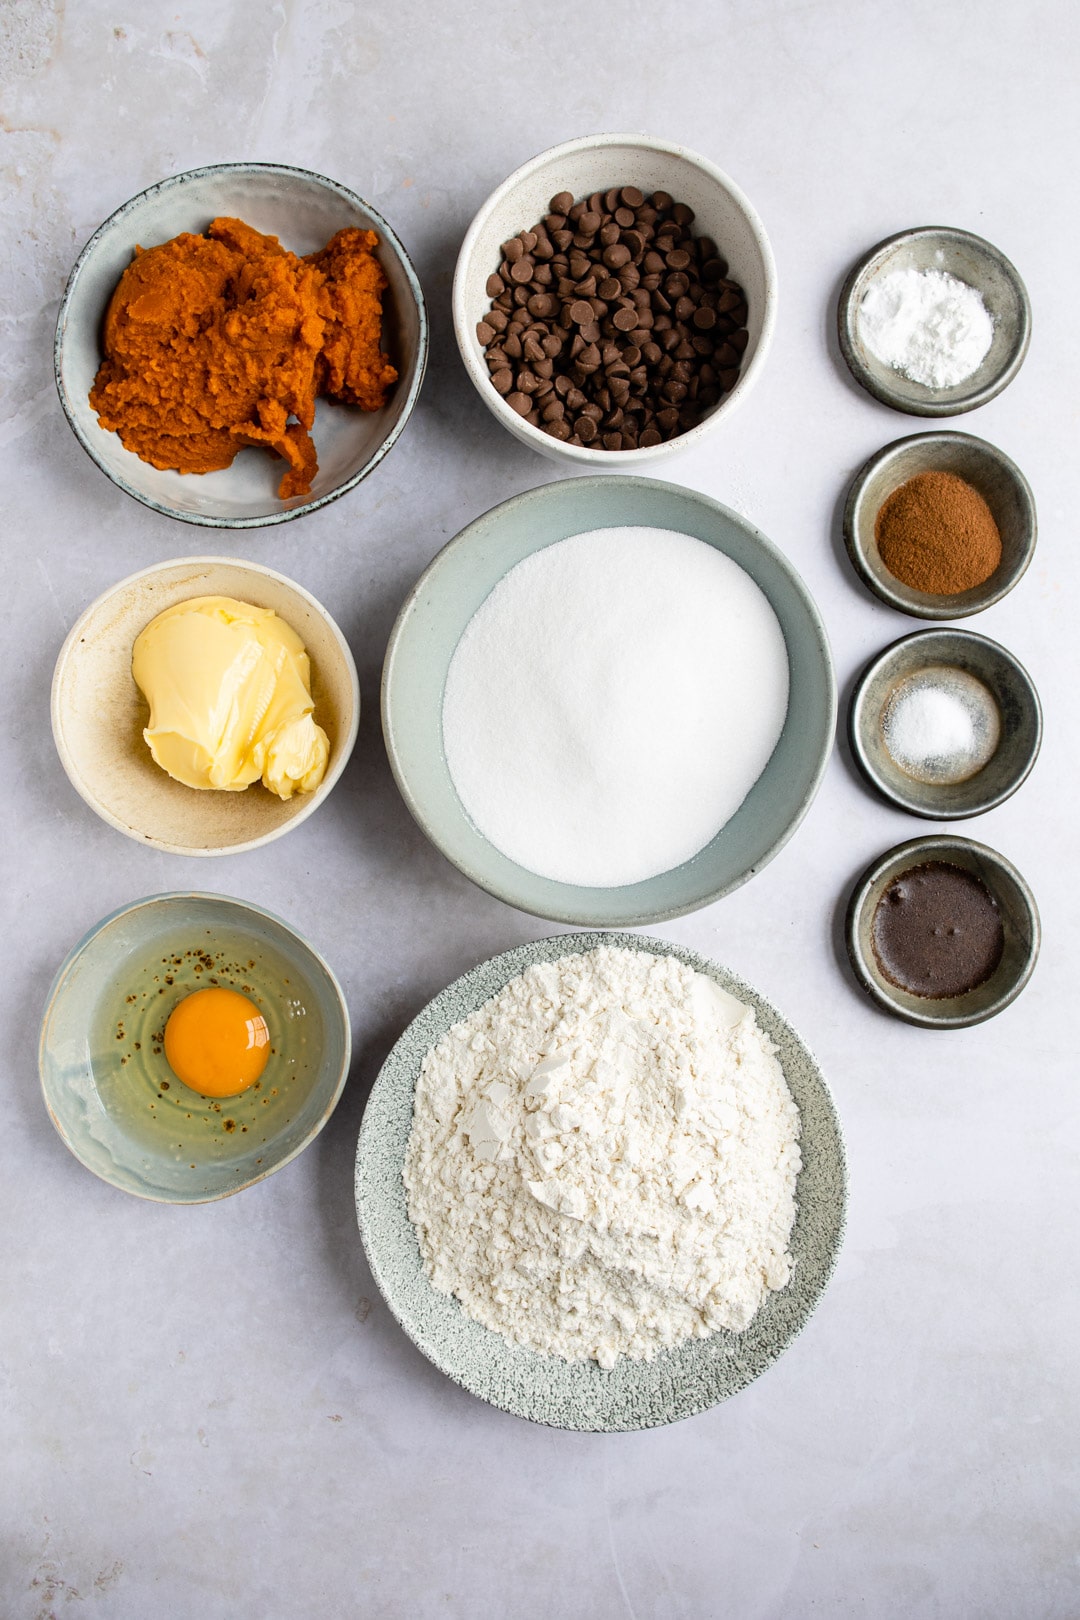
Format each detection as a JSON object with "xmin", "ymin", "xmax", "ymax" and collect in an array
[{"xmin": 163, "ymin": 986, "xmax": 270, "ymax": 1098}]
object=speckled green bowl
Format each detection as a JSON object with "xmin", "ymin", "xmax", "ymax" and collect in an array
[
  {"xmin": 40, "ymin": 893, "xmax": 351, "ymax": 1202},
  {"xmin": 382, "ymin": 476, "xmax": 836, "ymax": 926},
  {"xmin": 355, "ymin": 932, "xmax": 847, "ymax": 1431}
]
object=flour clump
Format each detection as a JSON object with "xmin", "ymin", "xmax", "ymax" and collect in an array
[{"xmin": 403, "ymin": 947, "xmax": 801, "ymax": 1369}]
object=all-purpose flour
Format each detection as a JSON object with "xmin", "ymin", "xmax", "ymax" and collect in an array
[
  {"xmin": 442, "ymin": 526, "xmax": 790, "ymax": 888},
  {"xmin": 403, "ymin": 947, "xmax": 801, "ymax": 1369}
]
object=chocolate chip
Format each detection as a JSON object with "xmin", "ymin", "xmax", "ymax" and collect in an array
[{"xmin": 477, "ymin": 184, "xmax": 746, "ymax": 450}]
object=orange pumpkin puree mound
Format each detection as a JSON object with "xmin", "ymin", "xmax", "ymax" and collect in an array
[{"xmin": 89, "ymin": 216, "xmax": 398, "ymax": 501}]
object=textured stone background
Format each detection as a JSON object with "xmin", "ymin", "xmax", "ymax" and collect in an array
[{"xmin": 2, "ymin": 2, "xmax": 1077, "ymax": 1616}]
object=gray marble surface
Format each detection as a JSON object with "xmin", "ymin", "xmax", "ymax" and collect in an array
[{"xmin": 2, "ymin": 2, "xmax": 1078, "ymax": 1616}]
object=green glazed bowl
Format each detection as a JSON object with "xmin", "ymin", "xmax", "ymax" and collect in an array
[
  {"xmin": 40, "ymin": 893, "xmax": 351, "ymax": 1202},
  {"xmin": 382, "ymin": 476, "xmax": 836, "ymax": 926},
  {"xmin": 355, "ymin": 931, "xmax": 847, "ymax": 1431}
]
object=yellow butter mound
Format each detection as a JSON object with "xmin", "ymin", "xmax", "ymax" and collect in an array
[{"xmin": 132, "ymin": 596, "xmax": 329, "ymax": 800}]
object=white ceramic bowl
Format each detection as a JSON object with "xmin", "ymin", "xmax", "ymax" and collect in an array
[
  {"xmin": 52, "ymin": 557, "xmax": 360, "ymax": 855},
  {"xmin": 452, "ymin": 134, "xmax": 776, "ymax": 467},
  {"xmin": 55, "ymin": 162, "xmax": 428, "ymax": 527}
]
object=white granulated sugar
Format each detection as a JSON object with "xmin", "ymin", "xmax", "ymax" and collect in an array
[
  {"xmin": 883, "ymin": 667, "xmax": 1001, "ymax": 785},
  {"xmin": 403, "ymin": 947, "xmax": 801, "ymax": 1369},
  {"xmin": 858, "ymin": 266, "xmax": 994, "ymax": 389},
  {"xmin": 442, "ymin": 526, "xmax": 790, "ymax": 888}
]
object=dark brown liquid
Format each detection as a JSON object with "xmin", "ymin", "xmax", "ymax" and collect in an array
[{"xmin": 871, "ymin": 861, "xmax": 1004, "ymax": 1000}]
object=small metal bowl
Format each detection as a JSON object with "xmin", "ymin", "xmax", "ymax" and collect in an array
[
  {"xmin": 849, "ymin": 628, "xmax": 1042, "ymax": 818},
  {"xmin": 843, "ymin": 430, "xmax": 1036, "ymax": 619},
  {"xmin": 845, "ymin": 835, "xmax": 1040, "ymax": 1029},
  {"xmin": 837, "ymin": 226, "xmax": 1030, "ymax": 415}
]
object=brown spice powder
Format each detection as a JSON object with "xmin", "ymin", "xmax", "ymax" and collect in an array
[{"xmin": 875, "ymin": 470, "xmax": 1002, "ymax": 595}]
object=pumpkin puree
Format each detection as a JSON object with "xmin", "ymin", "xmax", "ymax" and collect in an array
[{"xmin": 89, "ymin": 216, "xmax": 397, "ymax": 500}]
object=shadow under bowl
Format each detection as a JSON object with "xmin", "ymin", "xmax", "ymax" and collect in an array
[
  {"xmin": 40, "ymin": 893, "xmax": 351, "ymax": 1201},
  {"xmin": 55, "ymin": 162, "xmax": 427, "ymax": 527},
  {"xmin": 845, "ymin": 835, "xmax": 1040, "ymax": 1029},
  {"xmin": 837, "ymin": 226, "xmax": 1030, "ymax": 416},
  {"xmin": 843, "ymin": 430, "xmax": 1036, "ymax": 619},
  {"xmin": 849, "ymin": 628, "xmax": 1042, "ymax": 818}
]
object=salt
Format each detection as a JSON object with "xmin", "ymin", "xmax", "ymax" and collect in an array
[
  {"xmin": 882, "ymin": 667, "xmax": 1001, "ymax": 785},
  {"xmin": 442, "ymin": 526, "xmax": 790, "ymax": 888},
  {"xmin": 858, "ymin": 266, "xmax": 994, "ymax": 389}
]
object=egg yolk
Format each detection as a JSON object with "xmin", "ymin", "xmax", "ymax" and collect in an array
[{"xmin": 163, "ymin": 987, "xmax": 270, "ymax": 1098}]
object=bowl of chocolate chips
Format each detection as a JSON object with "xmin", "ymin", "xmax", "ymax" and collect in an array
[{"xmin": 452, "ymin": 134, "xmax": 777, "ymax": 464}]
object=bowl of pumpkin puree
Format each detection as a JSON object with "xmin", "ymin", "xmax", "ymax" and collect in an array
[{"xmin": 55, "ymin": 162, "xmax": 428, "ymax": 528}]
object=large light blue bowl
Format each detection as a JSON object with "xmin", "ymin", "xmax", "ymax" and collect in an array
[
  {"xmin": 382, "ymin": 476, "xmax": 836, "ymax": 926},
  {"xmin": 40, "ymin": 893, "xmax": 351, "ymax": 1202}
]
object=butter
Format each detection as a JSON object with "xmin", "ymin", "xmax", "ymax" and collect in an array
[{"xmin": 132, "ymin": 596, "xmax": 330, "ymax": 799}]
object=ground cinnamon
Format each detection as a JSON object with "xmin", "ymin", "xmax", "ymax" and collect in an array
[{"xmin": 874, "ymin": 470, "xmax": 1002, "ymax": 595}]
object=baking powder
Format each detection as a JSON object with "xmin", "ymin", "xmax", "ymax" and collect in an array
[{"xmin": 858, "ymin": 266, "xmax": 994, "ymax": 388}]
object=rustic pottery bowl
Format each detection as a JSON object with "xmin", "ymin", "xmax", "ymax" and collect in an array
[
  {"xmin": 51, "ymin": 556, "xmax": 360, "ymax": 855},
  {"xmin": 453, "ymin": 133, "xmax": 776, "ymax": 468},
  {"xmin": 382, "ymin": 475, "xmax": 834, "ymax": 926},
  {"xmin": 849, "ymin": 628, "xmax": 1042, "ymax": 818},
  {"xmin": 843, "ymin": 430, "xmax": 1036, "ymax": 619},
  {"xmin": 40, "ymin": 892, "xmax": 351, "ymax": 1202},
  {"xmin": 355, "ymin": 931, "xmax": 846, "ymax": 1429},
  {"xmin": 837, "ymin": 226, "xmax": 1030, "ymax": 416},
  {"xmin": 845, "ymin": 835, "xmax": 1040, "ymax": 1029},
  {"xmin": 55, "ymin": 162, "xmax": 427, "ymax": 527}
]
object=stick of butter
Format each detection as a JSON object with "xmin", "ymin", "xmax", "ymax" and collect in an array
[{"xmin": 132, "ymin": 596, "xmax": 330, "ymax": 799}]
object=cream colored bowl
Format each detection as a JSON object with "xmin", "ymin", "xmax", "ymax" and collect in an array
[
  {"xmin": 52, "ymin": 558, "xmax": 360, "ymax": 855},
  {"xmin": 452, "ymin": 134, "xmax": 776, "ymax": 468}
]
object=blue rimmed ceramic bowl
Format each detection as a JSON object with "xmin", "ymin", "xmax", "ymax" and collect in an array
[
  {"xmin": 382, "ymin": 475, "xmax": 835, "ymax": 926},
  {"xmin": 40, "ymin": 893, "xmax": 351, "ymax": 1202},
  {"xmin": 55, "ymin": 162, "xmax": 427, "ymax": 528}
]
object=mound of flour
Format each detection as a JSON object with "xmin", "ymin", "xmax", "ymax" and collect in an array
[{"xmin": 403, "ymin": 947, "xmax": 801, "ymax": 1369}]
